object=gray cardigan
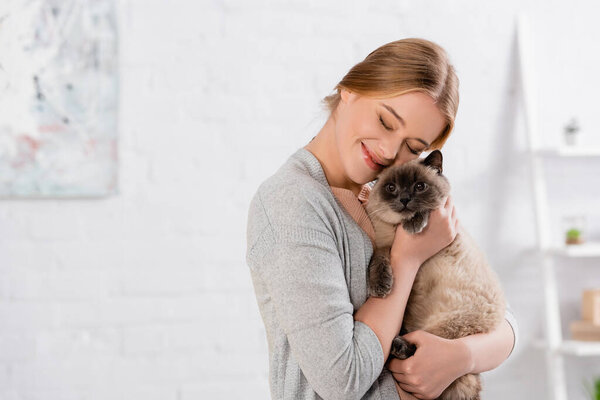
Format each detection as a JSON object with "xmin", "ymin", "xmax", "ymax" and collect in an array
[{"xmin": 246, "ymin": 147, "xmax": 518, "ymax": 400}]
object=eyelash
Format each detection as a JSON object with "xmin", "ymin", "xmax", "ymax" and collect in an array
[
  {"xmin": 379, "ymin": 115, "xmax": 419, "ymax": 155},
  {"xmin": 379, "ymin": 115, "xmax": 392, "ymax": 131},
  {"xmin": 406, "ymin": 143, "xmax": 419, "ymax": 155}
]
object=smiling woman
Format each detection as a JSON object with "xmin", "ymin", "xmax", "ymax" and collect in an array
[
  {"xmin": 312, "ymin": 90, "xmax": 447, "ymax": 196},
  {"xmin": 246, "ymin": 38, "xmax": 518, "ymax": 400}
]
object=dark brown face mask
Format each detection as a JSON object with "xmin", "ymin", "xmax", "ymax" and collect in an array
[{"xmin": 368, "ymin": 150, "xmax": 450, "ymax": 233}]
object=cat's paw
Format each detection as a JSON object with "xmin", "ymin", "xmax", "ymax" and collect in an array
[
  {"xmin": 391, "ymin": 336, "xmax": 417, "ymax": 359},
  {"xmin": 368, "ymin": 276, "xmax": 393, "ymax": 298},
  {"xmin": 402, "ymin": 212, "xmax": 428, "ymax": 234},
  {"xmin": 368, "ymin": 254, "xmax": 393, "ymax": 298}
]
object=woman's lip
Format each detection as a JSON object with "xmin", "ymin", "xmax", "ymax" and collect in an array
[
  {"xmin": 361, "ymin": 142, "xmax": 384, "ymax": 171},
  {"xmin": 362, "ymin": 143, "xmax": 387, "ymax": 165}
]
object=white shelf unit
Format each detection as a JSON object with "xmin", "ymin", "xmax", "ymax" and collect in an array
[
  {"xmin": 549, "ymin": 242, "xmax": 600, "ymax": 258},
  {"xmin": 535, "ymin": 147, "xmax": 600, "ymax": 158},
  {"xmin": 533, "ymin": 339, "xmax": 600, "ymax": 357},
  {"xmin": 517, "ymin": 14, "xmax": 600, "ymax": 400}
]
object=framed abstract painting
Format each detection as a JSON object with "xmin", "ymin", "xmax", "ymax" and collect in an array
[{"xmin": 0, "ymin": 0, "xmax": 118, "ymax": 197}]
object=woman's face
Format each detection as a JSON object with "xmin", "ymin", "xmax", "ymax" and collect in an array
[{"xmin": 334, "ymin": 89, "xmax": 447, "ymax": 186}]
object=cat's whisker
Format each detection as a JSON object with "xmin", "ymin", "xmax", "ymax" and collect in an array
[
  {"xmin": 366, "ymin": 203, "xmax": 390, "ymax": 215},
  {"xmin": 367, "ymin": 206, "xmax": 389, "ymax": 218}
]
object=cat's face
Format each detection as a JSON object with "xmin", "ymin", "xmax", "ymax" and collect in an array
[{"xmin": 367, "ymin": 150, "xmax": 451, "ymax": 225}]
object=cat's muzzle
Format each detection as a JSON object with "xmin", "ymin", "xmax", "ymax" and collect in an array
[{"xmin": 393, "ymin": 205, "xmax": 417, "ymax": 219}]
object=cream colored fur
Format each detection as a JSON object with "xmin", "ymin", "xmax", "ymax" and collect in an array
[
  {"xmin": 366, "ymin": 171, "xmax": 506, "ymax": 399},
  {"xmin": 394, "ymin": 226, "xmax": 505, "ymax": 400}
]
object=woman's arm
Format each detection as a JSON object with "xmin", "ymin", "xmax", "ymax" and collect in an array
[
  {"xmin": 388, "ymin": 319, "xmax": 516, "ymax": 398},
  {"xmin": 457, "ymin": 317, "xmax": 515, "ymax": 374},
  {"xmin": 354, "ymin": 258, "xmax": 420, "ymax": 361}
]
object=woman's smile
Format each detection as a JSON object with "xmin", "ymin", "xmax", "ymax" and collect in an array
[{"xmin": 361, "ymin": 142, "xmax": 384, "ymax": 172}]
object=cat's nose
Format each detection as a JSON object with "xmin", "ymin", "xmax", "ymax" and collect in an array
[{"xmin": 400, "ymin": 198, "xmax": 410, "ymax": 206}]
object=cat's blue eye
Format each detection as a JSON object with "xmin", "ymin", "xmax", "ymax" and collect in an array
[
  {"xmin": 385, "ymin": 183, "xmax": 396, "ymax": 193},
  {"xmin": 379, "ymin": 116, "xmax": 392, "ymax": 131}
]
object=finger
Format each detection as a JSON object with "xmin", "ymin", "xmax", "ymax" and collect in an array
[
  {"xmin": 443, "ymin": 194, "xmax": 450, "ymax": 207},
  {"xmin": 428, "ymin": 203, "xmax": 440, "ymax": 217},
  {"xmin": 388, "ymin": 359, "xmax": 409, "ymax": 375},
  {"xmin": 444, "ymin": 194, "xmax": 453, "ymax": 211},
  {"xmin": 387, "ymin": 357, "xmax": 401, "ymax": 372},
  {"xmin": 387, "ymin": 365, "xmax": 401, "ymax": 374},
  {"xmin": 397, "ymin": 380, "xmax": 419, "ymax": 394},
  {"xmin": 401, "ymin": 330, "xmax": 424, "ymax": 346},
  {"xmin": 391, "ymin": 370, "xmax": 406, "ymax": 381}
]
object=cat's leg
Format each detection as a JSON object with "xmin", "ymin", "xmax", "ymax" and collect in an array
[
  {"xmin": 367, "ymin": 246, "xmax": 394, "ymax": 297},
  {"xmin": 401, "ymin": 211, "xmax": 429, "ymax": 234},
  {"xmin": 437, "ymin": 373, "xmax": 481, "ymax": 400},
  {"xmin": 390, "ymin": 335, "xmax": 417, "ymax": 360}
]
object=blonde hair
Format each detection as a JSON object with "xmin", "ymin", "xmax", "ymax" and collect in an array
[{"xmin": 321, "ymin": 38, "xmax": 459, "ymax": 150}]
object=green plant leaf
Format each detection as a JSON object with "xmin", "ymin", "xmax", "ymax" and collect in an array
[{"xmin": 584, "ymin": 376, "xmax": 600, "ymax": 400}]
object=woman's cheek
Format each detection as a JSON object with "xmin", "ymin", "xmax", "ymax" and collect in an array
[{"xmin": 393, "ymin": 154, "xmax": 410, "ymax": 166}]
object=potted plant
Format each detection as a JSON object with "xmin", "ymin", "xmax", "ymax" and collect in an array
[
  {"xmin": 564, "ymin": 118, "xmax": 581, "ymax": 146},
  {"xmin": 566, "ymin": 228, "xmax": 584, "ymax": 245},
  {"xmin": 562, "ymin": 215, "xmax": 586, "ymax": 245}
]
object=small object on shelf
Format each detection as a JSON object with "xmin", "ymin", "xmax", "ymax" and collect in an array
[
  {"xmin": 566, "ymin": 229, "xmax": 584, "ymax": 244},
  {"xmin": 570, "ymin": 320, "xmax": 600, "ymax": 341},
  {"xmin": 583, "ymin": 289, "xmax": 600, "ymax": 326},
  {"xmin": 570, "ymin": 289, "xmax": 600, "ymax": 342},
  {"xmin": 563, "ymin": 117, "xmax": 581, "ymax": 146},
  {"xmin": 562, "ymin": 215, "xmax": 587, "ymax": 245}
]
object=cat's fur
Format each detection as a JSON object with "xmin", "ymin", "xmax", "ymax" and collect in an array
[{"xmin": 365, "ymin": 150, "xmax": 506, "ymax": 400}]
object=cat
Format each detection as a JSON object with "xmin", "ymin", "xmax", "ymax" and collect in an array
[{"xmin": 364, "ymin": 150, "xmax": 506, "ymax": 400}]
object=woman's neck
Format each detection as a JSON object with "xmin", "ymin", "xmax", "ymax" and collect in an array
[{"xmin": 303, "ymin": 117, "xmax": 362, "ymax": 196}]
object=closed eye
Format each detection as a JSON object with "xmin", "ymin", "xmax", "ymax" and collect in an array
[
  {"xmin": 405, "ymin": 142, "xmax": 420, "ymax": 155},
  {"xmin": 379, "ymin": 115, "xmax": 392, "ymax": 131}
]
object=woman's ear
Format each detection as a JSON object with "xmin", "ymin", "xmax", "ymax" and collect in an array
[
  {"xmin": 340, "ymin": 88, "xmax": 350, "ymax": 104},
  {"xmin": 340, "ymin": 88, "xmax": 356, "ymax": 105}
]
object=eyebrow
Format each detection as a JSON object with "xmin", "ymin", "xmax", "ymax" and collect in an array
[{"xmin": 380, "ymin": 102, "xmax": 431, "ymax": 148}]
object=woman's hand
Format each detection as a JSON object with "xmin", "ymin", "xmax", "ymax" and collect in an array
[
  {"xmin": 394, "ymin": 379, "xmax": 420, "ymax": 400},
  {"xmin": 390, "ymin": 195, "xmax": 458, "ymax": 268},
  {"xmin": 386, "ymin": 330, "xmax": 473, "ymax": 400}
]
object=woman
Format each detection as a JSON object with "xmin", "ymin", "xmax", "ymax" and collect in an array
[{"xmin": 246, "ymin": 38, "xmax": 518, "ymax": 400}]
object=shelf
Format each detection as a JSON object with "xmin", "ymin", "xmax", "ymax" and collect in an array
[
  {"xmin": 534, "ymin": 339, "xmax": 600, "ymax": 356},
  {"xmin": 535, "ymin": 147, "xmax": 600, "ymax": 157},
  {"xmin": 547, "ymin": 242, "xmax": 600, "ymax": 257}
]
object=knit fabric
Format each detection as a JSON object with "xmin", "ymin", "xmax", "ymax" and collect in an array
[{"xmin": 330, "ymin": 184, "xmax": 376, "ymax": 249}]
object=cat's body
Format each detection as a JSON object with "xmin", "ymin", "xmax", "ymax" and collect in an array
[{"xmin": 365, "ymin": 151, "xmax": 505, "ymax": 400}]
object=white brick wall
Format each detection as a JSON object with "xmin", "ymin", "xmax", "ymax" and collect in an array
[{"xmin": 1, "ymin": 0, "xmax": 600, "ymax": 399}]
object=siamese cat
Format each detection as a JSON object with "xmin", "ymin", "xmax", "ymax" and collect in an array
[{"xmin": 365, "ymin": 150, "xmax": 506, "ymax": 400}]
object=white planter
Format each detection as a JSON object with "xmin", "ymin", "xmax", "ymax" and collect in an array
[{"xmin": 564, "ymin": 133, "xmax": 579, "ymax": 146}]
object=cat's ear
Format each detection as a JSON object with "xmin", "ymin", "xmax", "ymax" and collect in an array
[{"xmin": 422, "ymin": 150, "xmax": 443, "ymax": 174}]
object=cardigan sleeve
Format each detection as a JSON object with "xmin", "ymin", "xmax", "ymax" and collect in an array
[{"xmin": 247, "ymin": 196, "xmax": 386, "ymax": 400}]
